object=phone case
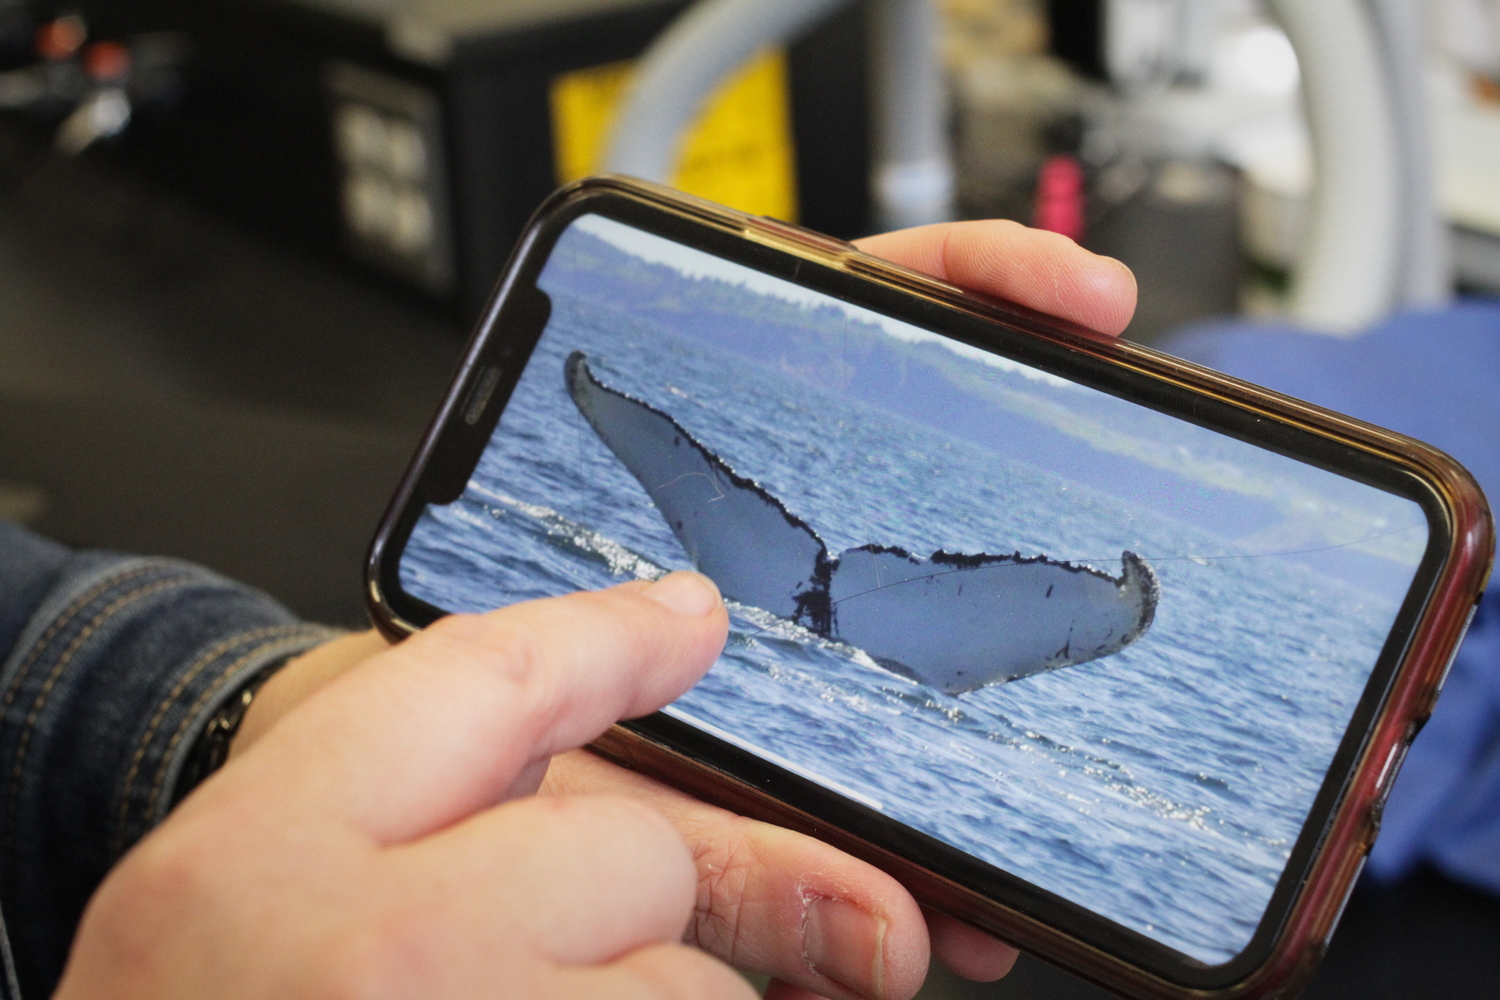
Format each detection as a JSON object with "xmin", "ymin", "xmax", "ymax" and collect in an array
[{"xmin": 367, "ymin": 176, "xmax": 1493, "ymax": 1000}]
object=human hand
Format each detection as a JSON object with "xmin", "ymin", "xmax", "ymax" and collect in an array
[
  {"xmin": 212, "ymin": 219, "xmax": 1136, "ymax": 1000},
  {"xmin": 56, "ymin": 573, "xmax": 755, "ymax": 1000}
]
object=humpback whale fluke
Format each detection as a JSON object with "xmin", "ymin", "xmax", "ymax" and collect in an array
[
  {"xmin": 565, "ymin": 352, "xmax": 834, "ymax": 627},
  {"xmin": 565, "ymin": 351, "xmax": 1158, "ymax": 694},
  {"xmin": 828, "ymin": 545, "xmax": 1157, "ymax": 691}
]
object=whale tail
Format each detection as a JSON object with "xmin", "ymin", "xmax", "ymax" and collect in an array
[
  {"xmin": 565, "ymin": 352, "xmax": 1158, "ymax": 693},
  {"xmin": 826, "ymin": 546, "xmax": 1157, "ymax": 693},
  {"xmin": 566, "ymin": 352, "xmax": 833, "ymax": 628}
]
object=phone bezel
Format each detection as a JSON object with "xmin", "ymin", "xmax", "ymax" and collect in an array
[{"xmin": 366, "ymin": 177, "xmax": 1492, "ymax": 1000}]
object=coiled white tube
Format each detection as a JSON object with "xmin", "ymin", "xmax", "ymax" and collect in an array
[
  {"xmin": 604, "ymin": 0, "xmax": 850, "ymax": 186},
  {"xmin": 605, "ymin": 0, "xmax": 954, "ymax": 231},
  {"xmin": 1365, "ymin": 0, "xmax": 1452, "ymax": 306},
  {"xmin": 1268, "ymin": 0, "xmax": 1400, "ymax": 332}
]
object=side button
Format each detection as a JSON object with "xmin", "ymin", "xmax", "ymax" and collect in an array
[
  {"xmin": 753, "ymin": 216, "xmax": 855, "ymax": 253},
  {"xmin": 1420, "ymin": 599, "xmax": 1478, "ymax": 719},
  {"xmin": 1368, "ymin": 734, "xmax": 1415, "ymax": 842}
]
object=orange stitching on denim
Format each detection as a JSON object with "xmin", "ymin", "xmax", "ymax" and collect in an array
[
  {"xmin": 2, "ymin": 574, "xmax": 193, "ymax": 884},
  {"xmin": 111, "ymin": 624, "xmax": 304, "ymax": 854},
  {"xmin": 141, "ymin": 624, "xmax": 341, "ymax": 827},
  {"xmin": 0, "ymin": 564, "xmax": 159, "ymax": 713},
  {"xmin": 136, "ymin": 625, "xmax": 337, "ymax": 836}
]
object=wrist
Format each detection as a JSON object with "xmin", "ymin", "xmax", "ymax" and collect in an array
[
  {"xmin": 231, "ymin": 629, "xmax": 393, "ymax": 758},
  {"xmin": 170, "ymin": 662, "xmax": 284, "ymax": 807}
]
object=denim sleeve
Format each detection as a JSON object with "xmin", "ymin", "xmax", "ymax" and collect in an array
[{"xmin": 0, "ymin": 522, "xmax": 342, "ymax": 999}]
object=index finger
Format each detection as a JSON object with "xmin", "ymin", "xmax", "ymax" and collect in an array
[
  {"xmin": 854, "ymin": 220, "xmax": 1137, "ymax": 337},
  {"xmin": 217, "ymin": 572, "xmax": 728, "ymax": 844}
]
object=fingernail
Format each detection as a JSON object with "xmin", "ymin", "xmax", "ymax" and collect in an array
[
  {"xmin": 1103, "ymin": 254, "xmax": 1136, "ymax": 285},
  {"xmin": 805, "ymin": 898, "xmax": 887, "ymax": 998},
  {"xmin": 642, "ymin": 571, "xmax": 721, "ymax": 617}
]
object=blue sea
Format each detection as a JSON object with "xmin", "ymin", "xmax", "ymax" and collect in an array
[{"xmin": 399, "ymin": 220, "xmax": 1421, "ymax": 965}]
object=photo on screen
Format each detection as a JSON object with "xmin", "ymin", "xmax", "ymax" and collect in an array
[{"xmin": 398, "ymin": 213, "xmax": 1428, "ymax": 964}]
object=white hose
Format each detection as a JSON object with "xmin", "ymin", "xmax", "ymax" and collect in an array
[
  {"xmin": 870, "ymin": 0, "xmax": 955, "ymax": 229},
  {"xmin": 605, "ymin": 0, "xmax": 955, "ymax": 232},
  {"xmin": 1267, "ymin": 0, "xmax": 1401, "ymax": 332},
  {"xmin": 1365, "ymin": 0, "xmax": 1452, "ymax": 306},
  {"xmin": 603, "ymin": 0, "xmax": 850, "ymax": 185}
]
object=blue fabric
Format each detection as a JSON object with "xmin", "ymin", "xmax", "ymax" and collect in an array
[
  {"xmin": 1160, "ymin": 300, "xmax": 1500, "ymax": 892},
  {"xmin": 0, "ymin": 521, "xmax": 339, "ymax": 999}
]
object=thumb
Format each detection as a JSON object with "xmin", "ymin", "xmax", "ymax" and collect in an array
[{"xmin": 214, "ymin": 572, "xmax": 727, "ymax": 845}]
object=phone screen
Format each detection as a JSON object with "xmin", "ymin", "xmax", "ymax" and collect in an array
[{"xmin": 395, "ymin": 213, "xmax": 1429, "ymax": 965}]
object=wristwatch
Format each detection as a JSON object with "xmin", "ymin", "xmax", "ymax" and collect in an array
[{"xmin": 170, "ymin": 662, "xmax": 283, "ymax": 807}]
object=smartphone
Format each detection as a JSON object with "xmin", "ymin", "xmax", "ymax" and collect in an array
[{"xmin": 366, "ymin": 177, "xmax": 1492, "ymax": 999}]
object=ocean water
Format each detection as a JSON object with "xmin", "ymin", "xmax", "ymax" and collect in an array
[{"xmin": 398, "ymin": 222, "xmax": 1420, "ymax": 965}]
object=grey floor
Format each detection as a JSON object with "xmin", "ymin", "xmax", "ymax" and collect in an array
[{"xmin": 3, "ymin": 120, "xmax": 1497, "ymax": 1000}]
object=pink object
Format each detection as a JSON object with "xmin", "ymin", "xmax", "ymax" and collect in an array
[
  {"xmin": 83, "ymin": 41, "xmax": 131, "ymax": 82},
  {"xmin": 35, "ymin": 16, "xmax": 87, "ymax": 62},
  {"xmin": 1032, "ymin": 154, "xmax": 1086, "ymax": 243}
]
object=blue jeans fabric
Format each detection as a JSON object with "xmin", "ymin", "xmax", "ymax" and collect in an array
[{"xmin": 0, "ymin": 521, "xmax": 339, "ymax": 999}]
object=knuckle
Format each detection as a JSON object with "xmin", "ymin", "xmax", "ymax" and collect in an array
[
  {"xmin": 684, "ymin": 816, "xmax": 763, "ymax": 964},
  {"xmin": 417, "ymin": 611, "xmax": 487, "ymax": 646},
  {"xmin": 420, "ymin": 612, "xmax": 558, "ymax": 700},
  {"xmin": 522, "ymin": 793, "xmax": 694, "ymax": 880},
  {"xmin": 594, "ymin": 794, "xmax": 696, "ymax": 878},
  {"xmin": 105, "ymin": 817, "xmax": 225, "ymax": 916},
  {"xmin": 73, "ymin": 816, "xmax": 252, "ymax": 975}
]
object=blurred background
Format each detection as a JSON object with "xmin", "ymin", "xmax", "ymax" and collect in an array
[{"xmin": 2, "ymin": 1, "xmax": 1499, "ymax": 997}]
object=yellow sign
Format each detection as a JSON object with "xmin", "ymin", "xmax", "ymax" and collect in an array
[{"xmin": 550, "ymin": 49, "xmax": 799, "ymax": 222}]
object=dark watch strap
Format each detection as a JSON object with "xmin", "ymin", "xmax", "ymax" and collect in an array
[{"xmin": 169, "ymin": 661, "xmax": 284, "ymax": 808}]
